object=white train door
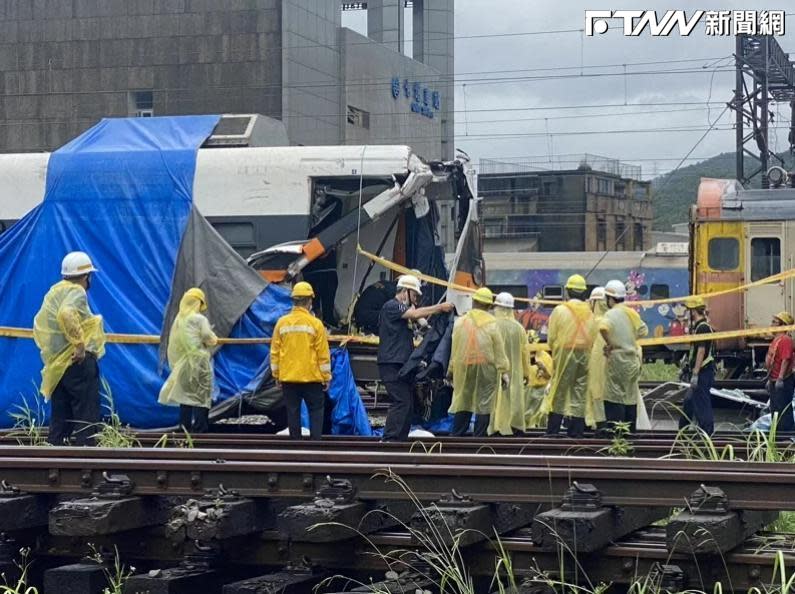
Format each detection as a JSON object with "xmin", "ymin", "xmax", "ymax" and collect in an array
[{"xmin": 745, "ymin": 222, "xmax": 784, "ymax": 329}]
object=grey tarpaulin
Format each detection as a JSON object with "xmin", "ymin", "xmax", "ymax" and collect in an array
[{"xmin": 159, "ymin": 206, "xmax": 269, "ymax": 362}]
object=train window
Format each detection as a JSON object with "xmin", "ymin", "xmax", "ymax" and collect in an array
[
  {"xmin": 637, "ymin": 284, "xmax": 648, "ymax": 296},
  {"xmin": 751, "ymin": 237, "xmax": 781, "ymax": 281},
  {"xmin": 212, "ymin": 222, "xmax": 256, "ymax": 257},
  {"xmin": 707, "ymin": 237, "xmax": 739, "ymax": 271},
  {"xmin": 542, "ymin": 285, "xmax": 563, "ymax": 300},
  {"xmin": 650, "ymin": 284, "xmax": 669, "ymax": 299}
]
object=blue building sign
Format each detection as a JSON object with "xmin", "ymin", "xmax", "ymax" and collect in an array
[{"xmin": 391, "ymin": 76, "xmax": 441, "ymax": 120}]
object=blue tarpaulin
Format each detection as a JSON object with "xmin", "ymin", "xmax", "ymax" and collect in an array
[
  {"xmin": 301, "ymin": 348, "xmax": 372, "ymax": 436},
  {"xmin": 0, "ymin": 116, "xmax": 291, "ymax": 428}
]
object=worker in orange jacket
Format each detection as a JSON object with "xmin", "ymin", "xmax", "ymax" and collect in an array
[{"xmin": 271, "ymin": 281, "xmax": 332, "ymax": 439}]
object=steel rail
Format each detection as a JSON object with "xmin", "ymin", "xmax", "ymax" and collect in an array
[
  {"xmin": 0, "ymin": 448, "xmax": 794, "ymax": 509},
  {"xmin": 0, "ymin": 445, "xmax": 791, "ymax": 473}
]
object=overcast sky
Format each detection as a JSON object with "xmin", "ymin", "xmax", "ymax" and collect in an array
[{"xmin": 343, "ymin": 1, "xmax": 795, "ymax": 179}]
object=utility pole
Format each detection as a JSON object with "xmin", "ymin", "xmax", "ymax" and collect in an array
[{"xmin": 731, "ymin": 34, "xmax": 795, "ymax": 187}]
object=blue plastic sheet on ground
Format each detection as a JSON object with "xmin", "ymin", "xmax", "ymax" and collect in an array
[
  {"xmin": 0, "ymin": 116, "xmax": 290, "ymax": 428},
  {"xmin": 300, "ymin": 348, "xmax": 373, "ymax": 436}
]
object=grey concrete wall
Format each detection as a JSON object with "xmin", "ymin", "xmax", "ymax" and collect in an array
[
  {"xmin": 280, "ymin": 0, "xmax": 341, "ymax": 146},
  {"xmin": 340, "ymin": 27, "xmax": 441, "ymax": 160},
  {"xmin": 0, "ymin": 0, "xmax": 284, "ymax": 152},
  {"xmin": 366, "ymin": 0, "xmax": 404, "ymax": 54},
  {"xmin": 412, "ymin": 0, "xmax": 453, "ymax": 160}
]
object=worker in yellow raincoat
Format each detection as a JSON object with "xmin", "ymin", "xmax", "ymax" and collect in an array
[
  {"xmin": 524, "ymin": 329, "xmax": 553, "ymax": 428},
  {"xmin": 159, "ymin": 287, "xmax": 218, "ymax": 434},
  {"xmin": 543, "ymin": 274, "xmax": 596, "ymax": 438},
  {"xmin": 448, "ymin": 287, "xmax": 509, "ymax": 437},
  {"xmin": 599, "ymin": 280, "xmax": 648, "ymax": 432},
  {"xmin": 33, "ymin": 251, "xmax": 106, "ymax": 446},
  {"xmin": 586, "ymin": 287, "xmax": 608, "ymax": 432},
  {"xmin": 489, "ymin": 292, "xmax": 532, "ymax": 435}
]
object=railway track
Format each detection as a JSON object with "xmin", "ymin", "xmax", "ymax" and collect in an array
[
  {"xmin": 0, "ymin": 433, "xmax": 792, "ymax": 592},
  {"xmin": 0, "ymin": 444, "xmax": 794, "ymax": 507},
  {"xmin": 0, "ymin": 442, "xmax": 795, "ymax": 594}
]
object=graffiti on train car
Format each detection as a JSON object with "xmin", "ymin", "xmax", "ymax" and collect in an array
[{"xmin": 489, "ymin": 265, "xmax": 690, "ymax": 341}]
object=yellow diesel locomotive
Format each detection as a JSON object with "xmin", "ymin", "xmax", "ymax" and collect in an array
[{"xmin": 692, "ymin": 174, "xmax": 792, "ymax": 371}]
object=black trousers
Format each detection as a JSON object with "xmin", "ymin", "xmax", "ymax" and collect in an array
[
  {"xmin": 282, "ymin": 382, "xmax": 325, "ymax": 440},
  {"xmin": 49, "ymin": 353, "xmax": 100, "ymax": 446},
  {"xmin": 546, "ymin": 413, "xmax": 586, "ymax": 438},
  {"xmin": 450, "ymin": 411, "xmax": 490, "ymax": 437},
  {"xmin": 769, "ymin": 374, "xmax": 795, "ymax": 432},
  {"xmin": 603, "ymin": 402, "xmax": 638, "ymax": 433},
  {"xmin": 380, "ymin": 364, "xmax": 414, "ymax": 441},
  {"xmin": 679, "ymin": 363, "xmax": 715, "ymax": 435},
  {"xmin": 179, "ymin": 405, "xmax": 209, "ymax": 434}
]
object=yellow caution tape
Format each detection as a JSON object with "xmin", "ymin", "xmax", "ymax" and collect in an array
[
  {"xmin": 523, "ymin": 322, "xmax": 795, "ymax": 352},
  {"xmin": 0, "ymin": 327, "xmax": 381, "ymax": 347},
  {"xmin": 357, "ymin": 245, "xmax": 795, "ymax": 309},
  {"xmin": 629, "ymin": 267, "xmax": 795, "ymax": 307},
  {"xmin": 1, "ymin": 319, "xmax": 791, "ymax": 356}
]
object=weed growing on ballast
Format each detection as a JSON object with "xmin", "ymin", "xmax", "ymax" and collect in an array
[
  {"xmin": 8, "ymin": 392, "xmax": 48, "ymax": 447},
  {"xmin": 92, "ymin": 382, "xmax": 140, "ymax": 448},
  {"xmin": 746, "ymin": 416, "xmax": 795, "ymax": 463},
  {"xmin": 669, "ymin": 425, "xmax": 737, "ymax": 461},
  {"xmin": 0, "ymin": 547, "xmax": 37, "ymax": 594},
  {"xmin": 87, "ymin": 544, "xmax": 135, "ymax": 594},
  {"xmin": 605, "ymin": 421, "xmax": 634, "ymax": 457},
  {"xmin": 152, "ymin": 428, "xmax": 195, "ymax": 449},
  {"xmin": 313, "ymin": 469, "xmax": 481, "ymax": 593}
]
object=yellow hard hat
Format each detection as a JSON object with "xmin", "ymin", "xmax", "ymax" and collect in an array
[
  {"xmin": 472, "ymin": 287, "xmax": 494, "ymax": 305},
  {"xmin": 775, "ymin": 311, "xmax": 794, "ymax": 325},
  {"xmin": 292, "ymin": 281, "xmax": 315, "ymax": 299},
  {"xmin": 684, "ymin": 296, "xmax": 705, "ymax": 310},
  {"xmin": 565, "ymin": 274, "xmax": 587, "ymax": 293},
  {"xmin": 185, "ymin": 287, "xmax": 207, "ymax": 311}
]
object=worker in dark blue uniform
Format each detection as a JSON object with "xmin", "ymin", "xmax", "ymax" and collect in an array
[{"xmin": 378, "ymin": 274, "xmax": 453, "ymax": 441}]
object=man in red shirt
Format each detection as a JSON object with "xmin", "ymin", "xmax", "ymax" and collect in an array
[{"xmin": 765, "ymin": 311, "xmax": 795, "ymax": 432}]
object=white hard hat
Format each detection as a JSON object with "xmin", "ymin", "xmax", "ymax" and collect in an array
[
  {"xmin": 604, "ymin": 280, "xmax": 627, "ymax": 300},
  {"xmin": 589, "ymin": 287, "xmax": 606, "ymax": 301},
  {"xmin": 61, "ymin": 251, "xmax": 98, "ymax": 278},
  {"xmin": 397, "ymin": 274, "xmax": 422, "ymax": 296},
  {"xmin": 494, "ymin": 292, "xmax": 515, "ymax": 309}
]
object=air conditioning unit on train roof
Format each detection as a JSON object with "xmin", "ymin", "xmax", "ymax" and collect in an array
[{"xmin": 202, "ymin": 114, "xmax": 290, "ymax": 148}]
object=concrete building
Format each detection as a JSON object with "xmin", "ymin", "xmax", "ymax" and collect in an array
[
  {"xmin": 0, "ymin": 0, "xmax": 453, "ymax": 161},
  {"xmin": 478, "ymin": 155, "xmax": 653, "ymax": 253}
]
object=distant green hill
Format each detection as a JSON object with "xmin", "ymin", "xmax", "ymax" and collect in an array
[{"xmin": 651, "ymin": 151, "xmax": 795, "ymax": 230}]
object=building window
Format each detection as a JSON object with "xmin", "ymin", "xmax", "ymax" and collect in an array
[
  {"xmin": 597, "ymin": 178, "xmax": 613, "ymax": 195},
  {"xmin": 596, "ymin": 216, "xmax": 607, "ymax": 249},
  {"xmin": 707, "ymin": 237, "xmax": 740, "ymax": 271},
  {"xmin": 634, "ymin": 223, "xmax": 644, "ymax": 249},
  {"xmin": 212, "ymin": 221, "xmax": 256, "ymax": 257},
  {"xmin": 347, "ymin": 105, "xmax": 370, "ymax": 129},
  {"xmin": 750, "ymin": 237, "xmax": 781, "ymax": 281},
  {"xmin": 615, "ymin": 218, "xmax": 626, "ymax": 250},
  {"xmin": 129, "ymin": 90, "xmax": 153, "ymax": 117},
  {"xmin": 650, "ymin": 284, "xmax": 670, "ymax": 299}
]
